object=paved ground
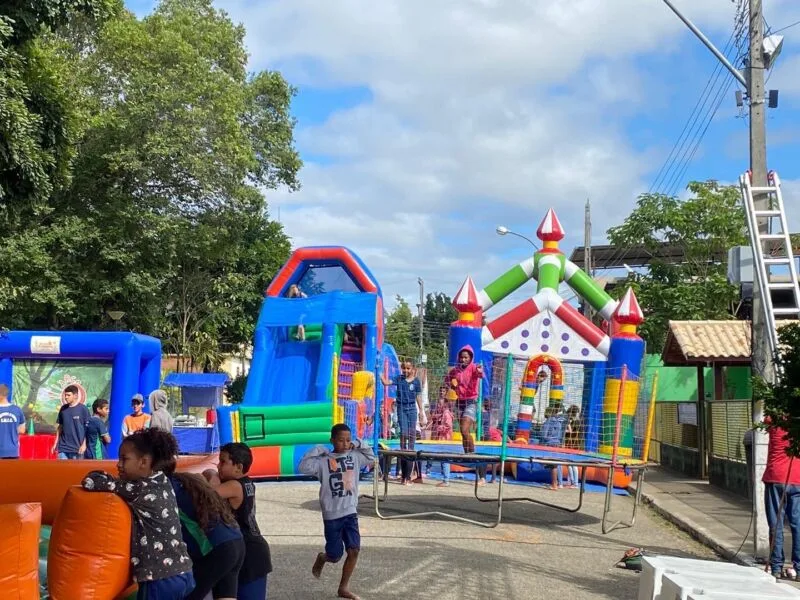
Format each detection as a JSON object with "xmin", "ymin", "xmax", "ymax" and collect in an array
[{"xmin": 257, "ymin": 477, "xmax": 716, "ymax": 600}]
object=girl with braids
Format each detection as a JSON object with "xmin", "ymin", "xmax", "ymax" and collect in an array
[
  {"xmin": 82, "ymin": 428, "xmax": 194, "ymax": 599},
  {"xmin": 168, "ymin": 471, "xmax": 245, "ymax": 600}
]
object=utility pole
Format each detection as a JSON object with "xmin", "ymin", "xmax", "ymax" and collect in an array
[
  {"xmin": 583, "ymin": 199, "xmax": 594, "ymax": 319},
  {"xmin": 417, "ymin": 277, "xmax": 425, "ymax": 363},
  {"xmin": 748, "ymin": 0, "xmax": 772, "ymax": 561},
  {"xmin": 661, "ymin": 0, "xmax": 773, "ymax": 560}
]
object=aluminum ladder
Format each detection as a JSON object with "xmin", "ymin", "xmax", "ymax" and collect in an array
[{"xmin": 739, "ymin": 170, "xmax": 800, "ymax": 360}]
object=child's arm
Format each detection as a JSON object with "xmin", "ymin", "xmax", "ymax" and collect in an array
[
  {"xmin": 81, "ymin": 471, "xmax": 148, "ymax": 503},
  {"xmin": 380, "ymin": 373, "xmax": 394, "ymax": 387},
  {"xmin": 350, "ymin": 439, "xmax": 375, "ymax": 468},
  {"xmin": 298, "ymin": 445, "xmax": 329, "ymax": 477}
]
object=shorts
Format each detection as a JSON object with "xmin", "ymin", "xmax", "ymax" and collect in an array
[
  {"xmin": 457, "ymin": 399, "xmax": 478, "ymax": 422},
  {"xmin": 238, "ymin": 575, "xmax": 268, "ymax": 600},
  {"xmin": 58, "ymin": 452, "xmax": 82, "ymax": 460},
  {"xmin": 397, "ymin": 406, "xmax": 417, "ymax": 436},
  {"xmin": 136, "ymin": 572, "xmax": 195, "ymax": 599},
  {"xmin": 185, "ymin": 538, "xmax": 245, "ymax": 600},
  {"xmin": 323, "ymin": 514, "xmax": 361, "ymax": 562}
]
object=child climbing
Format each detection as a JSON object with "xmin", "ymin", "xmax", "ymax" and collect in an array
[
  {"xmin": 445, "ymin": 345, "xmax": 486, "ymax": 485},
  {"xmin": 81, "ymin": 428, "xmax": 194, "ymax": 599},
  {"xmin": 299, "ymin": 424, "xmax": 375, "ymax": 600}
]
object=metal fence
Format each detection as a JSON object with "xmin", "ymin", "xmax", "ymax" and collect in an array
[{"xmin": 708, "ymin": 399, "xmax": 751, "ymax": 463}]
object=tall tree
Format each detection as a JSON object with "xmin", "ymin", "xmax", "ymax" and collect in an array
[
  {"xmin": 385, "ymin": 297, "xmax": 417, "ymax": 361},
  {"xmin": 0, "ymin": 0, "xmax": 300, "ymax": 366},
  {"xmin": 607, "ymin": 181, "xmax": 747, "ymax": 352}
]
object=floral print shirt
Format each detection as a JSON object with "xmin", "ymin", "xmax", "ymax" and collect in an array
[{"xmin": 82, "ymin": 470, "xmax": 192, "ymax": 582}]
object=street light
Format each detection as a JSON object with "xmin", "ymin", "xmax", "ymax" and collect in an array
[{"xmin": 496, "ymin": 225, "xmax": 538, "ymax": 249}]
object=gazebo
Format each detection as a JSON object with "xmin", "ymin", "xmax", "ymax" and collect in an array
[{"xmin": 162, "ymin": 372, "xmax": 230, "ymax": 453}]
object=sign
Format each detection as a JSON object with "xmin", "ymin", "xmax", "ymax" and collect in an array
[
  {"xmin": 30, "ymin": 336, "xmax": 61, "ymax": 355},
  {"xmin": 678, "ymin": 402, "xmax": 698, "ymax": 426}
]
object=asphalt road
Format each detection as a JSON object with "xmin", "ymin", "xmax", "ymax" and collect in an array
[{"xmin": 257, "ymin": 477, "xmax": 716, "ymax": 600}]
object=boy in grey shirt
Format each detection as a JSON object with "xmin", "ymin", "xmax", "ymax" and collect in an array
[{"xmin": 299, "ymin": 423, "xmax": 374, "ymax": 600}]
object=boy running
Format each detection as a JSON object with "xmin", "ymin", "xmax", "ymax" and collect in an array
[{"xmin": 299, "ymin": 424, "xmax": 374, "ymax": 600}]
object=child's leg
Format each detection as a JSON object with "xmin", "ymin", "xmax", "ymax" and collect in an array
[
  {"xmin": 238, "ymin": 575, "xmax": 268, "ymax": 600},
  {"xmin": 338, "ymin": 515, "xmax": 361, "ymax": 599},
  {"xmin": 399, "ymin": 435, "xmax": 412, "ymax": 481},
  {"xmin": 549, "ymin": 466, "xmax": 558, "ymax": 490},
  {"xmin": 437, "ymin": 461, "xmax": 450, "ymax": 487},
  {"xmin": 137, "ymin": 572, "xmax": 195, "ymax": 600},
  {"xmin": 297, "ymin": 324, "xmax": 306, "ymax": 340}
]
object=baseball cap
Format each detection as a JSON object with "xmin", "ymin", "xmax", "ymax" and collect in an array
[{"xmin": 131, "ymin": 393, "xmax": 144, "ymax": 404}]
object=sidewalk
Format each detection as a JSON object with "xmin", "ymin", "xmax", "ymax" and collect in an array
[{"xmin": 630, "ymin": 467, "xmax": 758, "ymax": 566}]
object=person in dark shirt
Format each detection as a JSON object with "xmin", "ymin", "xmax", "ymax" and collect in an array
[
  {"xmin": 53, "ymin": 385, "xmax": 90, "ymax": 459},
  {"xmin": 0, "ymin": 383, "xmax": 25, "ymax": 459},
  {"xmin": 82, "ymin": 428, "xmax": 194, "ymax": 599},
  {"xmin": 206, "ymin": 443, "xmax": 272, "ymax": 600},
  {"xmin": 84, "ymin": 398, "xmax": 111, "ymax": 460},
  {"xmin": 381, "ymin": 360, "xmax": 427, "ymax": 484},
  {"xmin": 169, "ymin": 471, "xmax": 245, "ymax": 600}
]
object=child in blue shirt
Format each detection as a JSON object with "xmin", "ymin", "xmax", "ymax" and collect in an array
[
  {"xmin": 0, "ymin": 383, "xmax": 25, "ymax": 459},
  {"xmin": 299, "ymin": 424, "xmax": 374, "ymax": 600},
  {"xmin": 381, "ymin": 361, "xmax": 426, "ymax": 484},
  {"xmin": 84, "ymin": 398, "xmax": 111, "ymax": 459}
]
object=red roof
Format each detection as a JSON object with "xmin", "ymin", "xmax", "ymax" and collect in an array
[
  {"xmin": 536, "ymin": 209, "xmax": 565, "ymax": 242},
  {"xmin": 452, "ymin": 276, "xmax": 481, "ymax": 311},
  {"xmin": 613, "ymin": 287, "xmax": 644, "ymax": 326}
]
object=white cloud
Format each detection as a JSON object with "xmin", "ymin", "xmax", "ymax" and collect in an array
[{"xmin": 230, "ymin": 0, "xmax": 800, "ymax": 308}]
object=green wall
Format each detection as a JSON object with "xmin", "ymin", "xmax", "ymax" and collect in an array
[{"xmin": 645, "ymin": 355, "xmax": 751, "ymax": 402}]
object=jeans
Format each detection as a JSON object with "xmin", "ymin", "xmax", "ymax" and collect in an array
[
  {"xmin": 567, "ymin": 466, "xmax": 579, "ymax": 486},
  {"xmin": 765, "ymin": 482, "xmax": 800, "ymax": 573},
  {"xmin": 58, "ymin": 452, "xmax": 82, "ymax": 460},
  {"xmin": 441, "ymin": 462, "xmax": 450, "ymax": 482}
]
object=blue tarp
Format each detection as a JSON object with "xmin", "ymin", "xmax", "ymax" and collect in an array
[
  {"xmin": 163, "ymin": 373, "xmax": 229, "ymax": 388},
  {"xmin": 254, "ymin": 292, "xmax": 379, "ymax": 328}
]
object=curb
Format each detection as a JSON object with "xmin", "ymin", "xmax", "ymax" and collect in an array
[{"xmin": 629, "ymin": 484, "xmax": 754, "ymax": 568}]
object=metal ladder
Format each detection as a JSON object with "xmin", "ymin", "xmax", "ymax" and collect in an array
[{"xmin": 739, "ymin": 170, "xmax": 800, "ymax": 359}]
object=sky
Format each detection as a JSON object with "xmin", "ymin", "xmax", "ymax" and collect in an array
[{"xmin": 125, "ymin": 0, "xmax": 800, "ymax": 314}]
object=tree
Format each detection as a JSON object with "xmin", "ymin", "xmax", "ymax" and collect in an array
[
  {"xmin": 607, "ymin": 181, "xmax": 747, "ymax": 352},
  {"xmin": 385, "ymin": 297, "xmax": 417, "ymax": 360},
  {"xmin": 0, "ymin": 0, "xmax": 300, "ymax": 367},
  {"xmin": 420, "ymin": 292, "xmax": 457, "ymax": 367},
  {"xmin": 756, "ymin": 324, "xmax": 800, "ymax": 457}
]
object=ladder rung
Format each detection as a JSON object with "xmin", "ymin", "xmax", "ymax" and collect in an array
[
  {"xmin": 754, "ymin": 210, "xmax": 782, "ymax": 217},
  {"xmin": 768, "ymin": 282, "xmax": 798, "ymax": 290},
  {"xmin": 751, "ymin": 186, "xmax": 779, "ymax": 194},
  {"xmin": 759, "ymin": 234, "xmax": 785, "ymax": 240},
  {"xmin": 764, "ymin": 257, "xmax": 792, "ymax": 264},
  {"xmin": 772, "ymin": 307, "xmax": 800, "ymax": 315}
]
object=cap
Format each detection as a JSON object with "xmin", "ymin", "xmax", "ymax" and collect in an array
[{"xmin": 131, "ymin": 393, "xmax": 144, "ymax": 403}]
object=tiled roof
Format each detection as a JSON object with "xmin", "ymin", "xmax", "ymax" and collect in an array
[{"xmin": 662, "ymin": 320, "xmax": 752, "ymax": 365}]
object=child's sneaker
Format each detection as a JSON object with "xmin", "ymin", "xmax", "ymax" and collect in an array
[{"xmin": 783, "ymin": 566, "xmax": 797, "ymax": 580}]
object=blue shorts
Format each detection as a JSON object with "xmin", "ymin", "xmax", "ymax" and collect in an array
[
  {"xmin": 238, "ymin": 575, "xmax": 268, "ymax": 600},
  {"xmin": 397, "ymin": 406, "xmax": 417, "ymax": 436},
  {"xmin": 58, "ymin": 452, "xmax": 82, "ymax": 460},
  {"xmin": 137, "ymin": 572, "xmax": 195, "ymax": 599},
  {"xmin": 324, "ymin": 514, "xmax": 360, "ymax": 562}
]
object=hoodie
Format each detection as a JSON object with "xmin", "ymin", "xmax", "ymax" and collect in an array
[
  {"xmin": 446, "ymin": 345, "xmax": 482, "ymax": 401},
  {"xmin": 149, "ymin": 389, "xmax": 173, "ymax": 432}
]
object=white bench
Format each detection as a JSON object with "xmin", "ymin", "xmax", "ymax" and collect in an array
[{"xmin": 662, "ymin": 572, "xmax": 800, "ymax": 600}]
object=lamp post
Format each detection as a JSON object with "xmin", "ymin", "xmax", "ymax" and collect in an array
[{"xmin": 495, "ymin": 225, "xmax": 538, "ymax": 250}]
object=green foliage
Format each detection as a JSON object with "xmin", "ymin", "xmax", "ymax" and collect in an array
[
  {"xmin": 755, "ymin": 324, "xmax": 800, "ymax": 457},
  {"xmin": 227, "ymin": 372, "xmax": 247, "ymax": 404},
  {"xmin": 0, "ymin": 0, "xmax": 300, "ymax": 368},
  {"xmin": 384, "ymin": 292, "xmax": 457, "ymax": 367},
  {"xmin": 607, "ymin": 181, "xmax": 747, "ymax": 352}
]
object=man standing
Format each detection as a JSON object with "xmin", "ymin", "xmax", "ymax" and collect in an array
[
  {"xmin": 122, "ymin": 393, "xmax": 151, "ymax": 437},
  {"xmin": 0, "ymin": 383, "xmax": 25, "ymax": 459},
  {"xmin": 52, "ymin": 384, "xmax": 90, "ymax": 459},
  {"xmin": 764, "ymin": 420, "xmax": 800, "ymax": 579}
]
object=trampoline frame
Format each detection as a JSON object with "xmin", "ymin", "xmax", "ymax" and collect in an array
[{"xmin": 370, "ymin": 448, "xmax": 648, "ymax": 533}]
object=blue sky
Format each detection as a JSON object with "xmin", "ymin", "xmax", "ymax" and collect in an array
[{"xmin": 124, "ymin": 1, "xmax": 800, "ymax": 310}]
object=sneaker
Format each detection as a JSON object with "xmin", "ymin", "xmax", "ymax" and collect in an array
[{"xmin": 437, "ymin": 481, "xmax": 450, "ymax": 487}]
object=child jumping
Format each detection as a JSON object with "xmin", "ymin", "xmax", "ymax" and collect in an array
[
  {"xmin": 446, "ymin": 345, "xmax": 486, "ymax": 484},
  {"xmin": 81, "ymin": 428, "xmax": 194, "ymax": 599},
  {"xmin": 206, "ymin": 443, "xmax": 272, "ymax": 600},
  {"xmin": 380, "ymin": 360, "xmax": 426, "ymax": 485},
  {"xmin": 299, "ymin": 423, "xmax": 375, "ymax": 600}
]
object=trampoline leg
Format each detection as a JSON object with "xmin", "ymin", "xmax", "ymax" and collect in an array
[
  {"xmin": 602, "ymin": 466, "xmax": 643, "ymax": 534},
  {"xmin": 474, "ymin": 462, "xmax": 586, "ymax": 514}
]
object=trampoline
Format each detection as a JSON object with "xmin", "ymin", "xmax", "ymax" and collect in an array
[{"xmin": 372, "ymin": 445, "xmax": 649, "ymax": 533}]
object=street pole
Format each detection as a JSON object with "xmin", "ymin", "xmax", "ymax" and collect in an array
[
  {"xmin": 660, "ymin": 0, "xmax": 772, "ymax": 560},
  {"xmin": 417, "ymin": 277, "xmax": 424, "ymax": 362},
  {"xmin": 748, "ymin": 0, "xmax": 772, "ymax": 562},
  {"xmin": 584, "ymin": 198, "xmax": 594, "ymax": 319}
]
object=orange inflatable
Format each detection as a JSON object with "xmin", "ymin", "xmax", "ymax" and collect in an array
[
  {"xmin": 0, "ymin": 502, "xmax": 41, "ymax": 599},
  {"xmin": 48, "ymin": 488, "xmax": 133, "ymax": 600},
  {"xmin": 0, "ymin": 455, "xmax": 217, "ymax": 525}
]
